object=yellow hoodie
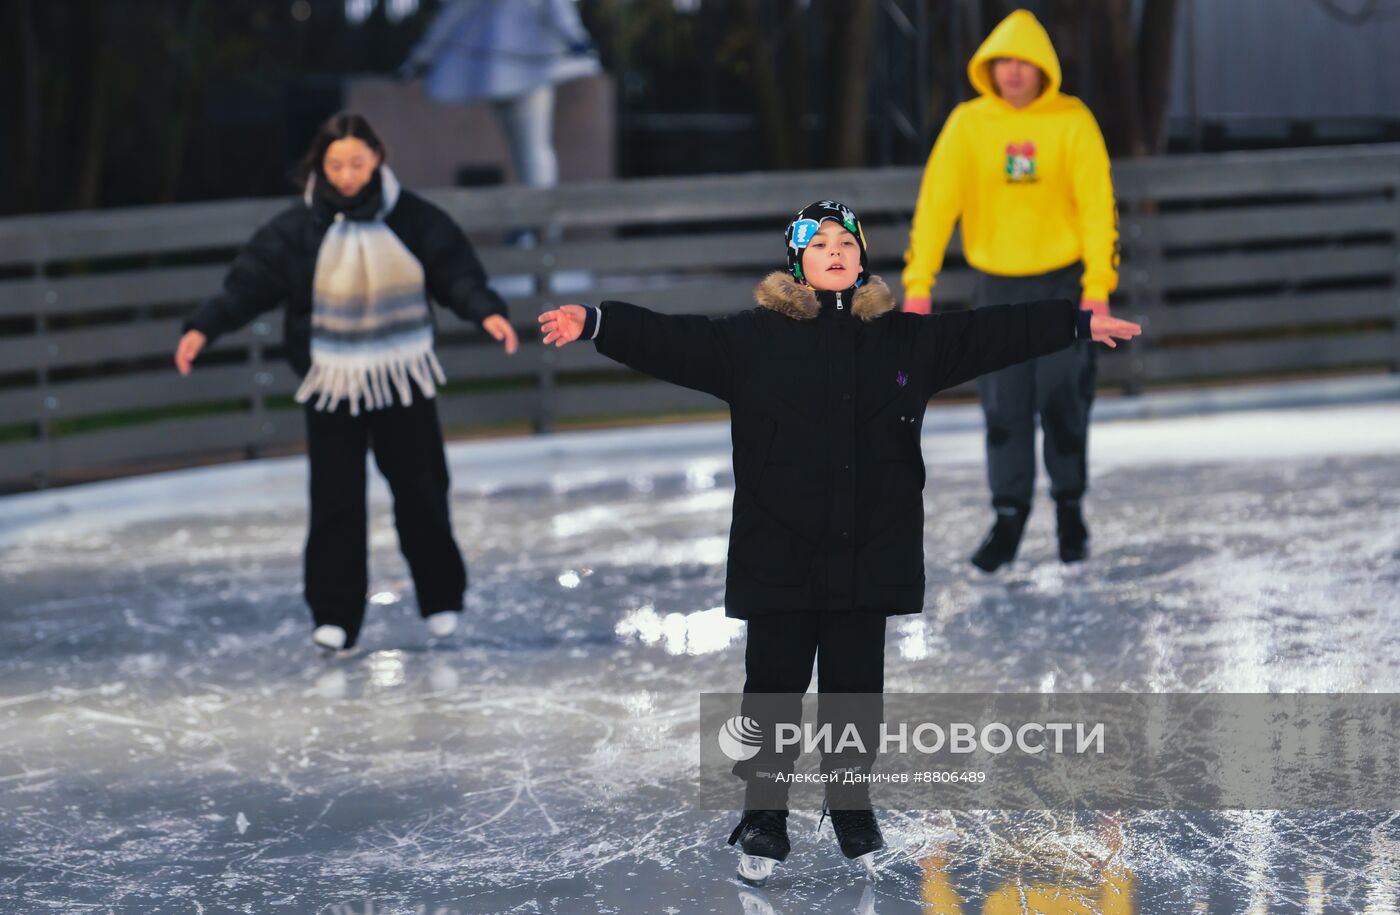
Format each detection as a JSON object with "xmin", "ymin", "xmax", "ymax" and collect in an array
[{"xmin": 902, "ymin": 9, "xmax": 1119, "ymax": 303}]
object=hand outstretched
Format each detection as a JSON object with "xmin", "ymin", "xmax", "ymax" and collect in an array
[
  {"xmin": 481, "ymin": 314, "xmax": 519, "ymax": 354},
  {"xmin": 538, "ymin": 305, "xmax": 587, "ymax": 347},
  {"xmin": 174, "ymin": 330, "xmax": 207, "ymax": 376},
  {"xmin": 1088, "ymin": 313, "xmax": 1143, "ymax": 349}
]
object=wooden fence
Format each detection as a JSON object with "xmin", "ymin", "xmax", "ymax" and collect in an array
[{"xmin": 1, "ymin": 144, "xmax": 1396, "ymax": 488}]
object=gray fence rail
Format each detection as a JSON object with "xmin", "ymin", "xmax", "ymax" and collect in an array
[{"xmin": 1, "ymin": 145, "xmax": 1397, "ymax": 487}]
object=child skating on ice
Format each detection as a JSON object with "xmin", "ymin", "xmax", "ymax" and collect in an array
[{"xmin": 539, "ymin": 200, "xmax": 1140, "ymax": 883}]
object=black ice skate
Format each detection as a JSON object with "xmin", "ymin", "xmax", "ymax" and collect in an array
[
  {"xmin": 727, "ymin": 809, "xmax": 790, "ymax": 886},
  {"xmin": 1056, "ymin": 500, "xmax": 1089, "ymax": 563},
  {"xmin": 970, "ymin": 505, "xmax": 1029, "ymax": 572},
  {"xmin": 821, "ymin": 803, "xmax": 885, "ymax": 880}
]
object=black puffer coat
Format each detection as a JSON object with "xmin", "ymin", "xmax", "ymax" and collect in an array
[
  {"xmin": 593, "ymin": 272, "xmax": 1088, "ymax": 619},
  {"xmin": 185, "ymin": 177, "xmax": 506, "ymax": 376}
]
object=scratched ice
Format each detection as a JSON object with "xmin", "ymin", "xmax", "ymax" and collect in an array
[{"xmin": 3, "ymin": 401, "xmax": 1400, "ymax": 913}]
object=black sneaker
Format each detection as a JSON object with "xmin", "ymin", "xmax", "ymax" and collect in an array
[
  {"xmin": 728, "ymin": 809, "xmax": 790, "ymax": 885},
  {"xmin": 1056, "ymin": 501, "xmax": 1089, "ymax": 563},
  {"xmin": 970, "ymin": 506, "xmax": 1029, "ymax": 572}
]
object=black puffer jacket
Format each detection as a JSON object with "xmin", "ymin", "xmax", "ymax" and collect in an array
[
  {"xmin": 185, "ymin": 177, "xmax": 507, "ymax": 375},
  {"xmin": 593, "ymin": 272, "xmax": 1089, "ymax": 619}
]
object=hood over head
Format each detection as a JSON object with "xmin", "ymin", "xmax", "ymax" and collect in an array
[{"xmin": 967, "ymin": 9, "xmax": 1062, "ymax": 106}]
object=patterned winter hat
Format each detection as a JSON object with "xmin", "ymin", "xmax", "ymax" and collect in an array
[{"xmin": 784, "ymin": 199, "xmax": 870, "ymax": 286}]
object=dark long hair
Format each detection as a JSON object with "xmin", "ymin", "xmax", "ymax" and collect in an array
[{"xmin": 295, "ymin": 112, "xmax": 388, "ymax": 189}]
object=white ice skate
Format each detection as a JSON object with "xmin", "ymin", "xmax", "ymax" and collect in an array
[
  {"xmin": 425, "ymin": 611, "xmax": 458, "ymax": 639},
  {"xmin": 826, "ymin": 806, "xmax": 884, "ymax": 881},
  {"xmin": 736, "ymin": 853, "xmax": 779, "ymax": 887},
  {"xmin": 736, "ymin": 882, "xmax": 780, "ymax": 914},
  {"xmin": 729, "ymin": 809, "xmax": 789, "ymax": 887},
  {"xmin": 312, "ymin": 625, "xmax": 347, "ymax": 651}
]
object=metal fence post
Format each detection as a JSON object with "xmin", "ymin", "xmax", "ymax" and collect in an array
[
  {"xmin": 536, "ymin": 246, "xmax": 556, "ymax": 436},
  {"xmin": 1393, "ymin": 179, "xmax": 1400, "ymax": 374},
  {"xmin": 1124, "ymin": 196, "xmax": 1159, "ymax": 397},
  {"xmin": 34, "ymin": 251, "xmax": 54, "ymax": 489}
]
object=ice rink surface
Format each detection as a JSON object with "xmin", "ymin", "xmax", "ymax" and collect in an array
[{"xmin": 3, "ymin": 393, "xmax": 1400, "ymax": 914}]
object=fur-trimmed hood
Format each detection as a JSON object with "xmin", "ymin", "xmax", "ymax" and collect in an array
[{"xmin": 753, "ymin": 272, "xmax": 897, "ymax": 322}]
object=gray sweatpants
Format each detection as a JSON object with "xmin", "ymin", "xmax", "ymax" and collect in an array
[{"xmin": 973, "ymin": 263, "xmax": 1097, "ymax": 512}]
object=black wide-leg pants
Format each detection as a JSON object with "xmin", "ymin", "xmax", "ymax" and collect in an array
[{"xmin": 302, "ymin": 395, "xmax": 467, "ymax": 648}]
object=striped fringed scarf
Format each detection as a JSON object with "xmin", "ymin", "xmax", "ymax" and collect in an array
[{"xmin": 295, "ymin": 166, "xmax": 447, "ymax": 416}]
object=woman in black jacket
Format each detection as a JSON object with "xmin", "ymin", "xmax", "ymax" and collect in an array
[
  {"xmin": 174, "ymin": 113, "xmax": 517, "ymax": 652},
  {"xmin": 539, "ymin": 200, "xmax": 1140, "ymax": 883}
]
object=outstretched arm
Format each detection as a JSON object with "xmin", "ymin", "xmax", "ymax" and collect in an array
[
  {"xmin": 915, "ymin": 300, "xmax": 1140, "ymax": 394},
  {"xmin": 539, "ymin": 301, "xmax": 744, "ymax": 402},
  {"xmin": 177, "ymin": 218, "xmax": 293, "ymax": 375},
  {"xmin": 418, "ymin": 206, "xmax": 518, "ymax": 354}
]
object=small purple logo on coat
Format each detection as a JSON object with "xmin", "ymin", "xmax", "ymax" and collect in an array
[{"xmin": 896, "ymin": 370, "xmax": 909, "ymax": 387}]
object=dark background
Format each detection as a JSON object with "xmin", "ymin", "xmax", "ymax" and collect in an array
[{"xmin": 3, "ymin": 0, "xmax": 1398, "ymax": 216}]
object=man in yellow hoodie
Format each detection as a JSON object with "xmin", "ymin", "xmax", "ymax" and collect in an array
[{"xmin": 902, "ymin": 9, "xmax": 1119, "ymax": 572}]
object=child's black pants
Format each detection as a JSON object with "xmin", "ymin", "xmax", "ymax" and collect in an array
[{"xmin": 736, "ymin": 611, "xmax": 887, "ymax": 810}]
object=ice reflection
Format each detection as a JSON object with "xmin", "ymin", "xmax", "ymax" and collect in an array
[
  {"xmin": 621, "ymin": 690, "xmax": 656, "ymax": 717},
  {"xmin": 684, "ymin": 463, "xmax": 720, "ymax": 491},
  {"xmin": 1304, "ymin": 873, "xmax": 1326, "ymax": 915},
  {"xmin": 1366, "ymin": 834, "xmax": 1400, "ymax": 915},
  {"xmin": 428, "ymin": 658, "xmax": 460, "ymax": 693},
  {"xmin": 366, "ymin": 650, "xmax": 405, "ymax": 688},
  {"xmin": 896, "ymin": 618, "xmax": 929, "ymax": 661},
  {"xmin": 918, "ymin": 813, "xmax": 1133, "ymax": 914},
  {"xmin": 1233, "ymin": 810, "xmax": 1279, "ymax": 915},
  {"xmin": 614, "ymin": 604, "xmax": 743, "ymax": 655},
  {"xmin": 313, "ymin": 668, "xmax": 348, "ymax": 700}
]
